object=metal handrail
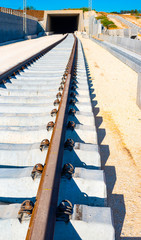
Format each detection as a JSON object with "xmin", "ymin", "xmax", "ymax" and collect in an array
[
  {"xmin": 26, "ymin": 35, "xmax": 77, "ymax": 240},
  {"xmin": 0, "ymin": 7, "xmax": 37, "ymax": 21}
]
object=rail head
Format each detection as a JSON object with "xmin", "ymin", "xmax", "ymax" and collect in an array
[{"xmin": 26, "ymin": 35, "xmax": 77, "ymax": 240}]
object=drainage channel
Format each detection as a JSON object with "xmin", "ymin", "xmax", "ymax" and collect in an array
[{"xmin": 0, "ymin": 34, "xmax": 115, "ymax": 240}]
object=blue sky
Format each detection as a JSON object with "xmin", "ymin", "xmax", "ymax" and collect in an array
[{"xmin": 0, "ymin": 0, "xmax": 140, "ymax": 12}]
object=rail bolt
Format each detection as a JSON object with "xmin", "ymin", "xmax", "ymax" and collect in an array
[
  {"xmin": 2, "ymin": 80, "xmax": 6, "ymax": 84},
  {"xmin": 64, "ymin": 138, "xmax": 74, "ymax": 151},
  {"xmin": 71, "ymin": 80, "xmax": 77, "ymax": 85},
  {"xmin": 63, "ymin": 72, "xmax": 68, "ymax": 77},
  {"xmin": 70, "ymin": 92, "xmax": 76, "ymax": 98},
  {"xmin": 12, "ymin": 72, "xmax": 16, "ymax": 76},
  {"xmin": 73, "ymin": 72, "xmax": 77, "ymax": 76},
  {"xmin": 40, "ymin": 139, "xmax": 50, "ymax": 151},
  {"xmin": 56, "ymin": 200, "xmax": 73, "ymax": 222},
  {"xmin": 51, "ymin": 109, "xmax": 58, "ymax": 117},
  {"xmin": 18, "ymin": 200, "xmax": 34, "ymax": 223},
  {"xmin": 58, "ymin": 85, "xmax": 64, "ymax": 91},
  {"xmin": 54, "ymin": 99, "xmax": 60, "ymax": 106},
  {"xmin": 31, "ymin": 163, "xmax": 44, "ymax": 179},
  {"xmin": 69, "ymin": 98, "xmax": 76, "ymax": 105},
  {"xmin": 67, "ymin": 121, "xmax": 75, "ymax": 131},
  {"xmin": 71, "ymin": 85, "xmax": 77, "ymax": 91},
  {"xmin": 47, "ymin": 121, "xmax": 55, "ymax": 131},
  {"xmin": 61, "ymin": 163, "xmax": 74, "ymax": 179},
  {"xmin": 56, "ymin": 92, "xmax": 62, "ymax": 99},
  {"xmin": 61, "ymin": 79, "xmax": 66, "ymax": 85},
  {"xmin": 68, "ymin": 108, "xmax": 76, "ymax": 116}
]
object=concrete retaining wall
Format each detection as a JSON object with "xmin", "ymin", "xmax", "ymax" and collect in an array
[
  {"xmin": 0, "ymin": 12, "xmax": 39, "ymax": 43},
  {"xmin": 90, "ymin": 37, "xmax": 141, "ymax": 73},
  {"xmin": 89, "ymin": 17, "xmax": 102, "ymax": 37},
  {"xmin": 100, "ymin": 34, "xmax": 141, "ymax": 55},
  {"xmin": 105, "ymin": 28, "xmax": 138, "ymax": 38},
  {"xmin": 137, "ymin": 72, "xmax": 141, "ymax": 109}
]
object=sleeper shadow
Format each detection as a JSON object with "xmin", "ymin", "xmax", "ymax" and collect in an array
[
  {"xmin": 58, "ymin": 177, "xmax": 106, "ymax": 207},
  {"xmin": 81, "ymin": 42, "xmax": 126, "ymax": 239},
  {"xmin": 63, "ymin": 149, "xmax": 100, "ymax": 170},
  {"xmin": 54, "ymin": 221, "xmax": 82, "ymax": 240}
]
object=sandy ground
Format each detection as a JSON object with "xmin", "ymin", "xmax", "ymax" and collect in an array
[
  {"xmin": 0, "ymin": 34, "xmax": 64, "ymax": 75},
  {"xmin": 77, "ymin": 34, "xmax": 141, "ymax": 239},
  {"xmin": 108, "ymin": 16, "xmax": 128, "ymax": 29},
  {"xmin": 122, "ymin": 15, "xmax": 141, "ymax": 28}
]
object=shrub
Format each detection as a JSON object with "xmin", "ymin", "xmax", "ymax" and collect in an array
[{"xmin": 96, "ymin": 15, "xmax": 117, "ymax": 29}]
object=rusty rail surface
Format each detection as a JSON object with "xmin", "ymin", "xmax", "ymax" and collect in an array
[
  {"xmin": 26, "ymin": 35, "xmax": 77, "ymax": 240},
  {"xmin": 0, "ymin": 35, "xmax": 67, "ymax": 84}
]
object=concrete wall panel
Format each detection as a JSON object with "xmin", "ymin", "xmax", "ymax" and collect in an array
[
  {"xmin": 137, "ymin": 72, "xmax": 141, "ymax": 109},
  {"xmin": 100, "ymin": 34, "xmax": 141, "ymax": 56},
  {"xmin": 0, "ymin": 12, "xmax": 38, "ymax": 43}
]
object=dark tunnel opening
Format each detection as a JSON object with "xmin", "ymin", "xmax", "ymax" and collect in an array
[{"xmin": 50, "ymin": 16, "xmax": 78, "ymax": 34}]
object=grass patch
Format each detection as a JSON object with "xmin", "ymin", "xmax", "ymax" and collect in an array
[{"xmin": 96, "ymin": 15, "xmax": 117, "ymax": 29}]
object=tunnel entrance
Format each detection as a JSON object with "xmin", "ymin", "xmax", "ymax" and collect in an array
[{"xmin": 50, "ymin": 16, "xmax": 78, "ymax": 34}]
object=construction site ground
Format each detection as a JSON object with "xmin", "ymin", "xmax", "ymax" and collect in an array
[{"xmin": 78, "ymin": 34, "xmax": 141, "ymax": 239}]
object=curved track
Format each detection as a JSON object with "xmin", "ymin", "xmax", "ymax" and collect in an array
[{"xmin": 0, "ymin": 34, "xmax": 115, "ymax": 240}]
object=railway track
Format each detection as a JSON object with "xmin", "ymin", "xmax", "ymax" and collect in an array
[{"xmin": 0, "ymin": 34, "xmax": 115, "ymax": 240}]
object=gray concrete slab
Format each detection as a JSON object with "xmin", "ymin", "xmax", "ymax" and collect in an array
[
  {"xmin": 58, "ymin": 169, "xmax": 106, "ymax": 206},
  {"xmin": 137, "ymin": 72, "xmax": 141, "ymax": 109},
  {"xmin": 0, "ymin": 144, "xmax": 46, "ymax": 166},
  {"xmin": 91, "ymin": 37, "xmax": 141, "ymax": 73},
  {"xmin": 54, "ymin": 205, "xmax": 115, "ymax": 240},
  {"xmin": 0, "ymin": 167, "xmax": 39, "ymax": 201}
]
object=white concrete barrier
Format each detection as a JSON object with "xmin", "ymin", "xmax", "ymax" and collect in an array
[
  {"xmin": 137, "ymin": 72, "xmax": 141, "ymax": 109},
  {"xmin": 100, "ymin": 34, "xmax": 141, "ymax": 55}
]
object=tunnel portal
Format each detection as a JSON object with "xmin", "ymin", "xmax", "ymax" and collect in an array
[{"xmin": 50, "ymin": 16, "xmax": 78, "ymax": 34}]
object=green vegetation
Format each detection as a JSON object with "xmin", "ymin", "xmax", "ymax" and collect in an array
[
  {"xmin": 111, "ymin": 9, "xmax": 141, "ymax": 15},
  {"xmin": 63, "ymin": 7, "xmax": 95, "ymax": 12},
  {"xmin": 96, "ymin": 15, "xmax": 117, "ymax": 29},
  {"xmin": 26, "ymin": 6, "xmax": 36, "ymax": 10}
]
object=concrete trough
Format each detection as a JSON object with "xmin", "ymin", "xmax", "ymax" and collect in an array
[
  {"xmin": 0, "ymin": 103, "xmax": 57, "ymax": 113},
  {"xmin": 1, "ymin": 82, "xmax": 61, "ymax": 91},
  {"xmin": 8, "ymin": 78, "xmax": 61, "ymax": 85},
  {"xmin": 0, "ymin": 167, "xmax": 40, "ymax": 202},
  {"xmin": 54, "ymin": 205, "xmax": 115, "ymax": 240},
  {"xmin": 58, "ymin": 169, "xmax": 107, "ymax": 207},
  {"xmin": 68, "ymin": 111, "xmax": 95, "ymax": 126},
  {"xmin": 63, "ymin": 143, "xmax": 101, "ymax": 169},
  {"xmin": 0, "ymin": 143, "xmax": 46, "ymax": 166},
  {"xmin": 0, "ymin": 96, "xmax": 57, "ymax": 104},
  {"xmin": 0, "ymin": 88, "xmax": 59, "ymax": 96},
  {"xmin": 0, "ymin": 112, "xmax": 54, "ymax": 126},
  {"xmin": 0, "ymin": 204, "xmax": 29, "ymax": 240},
  {"xmin": 65, "ymin": 125, "xmax": 97, "ymax": 144},
  {"xmin": 70, "ymin": 102, "xmax": 92, "ymax": 113},
  {"xmin": 0, "ymin": 127, "xmax": 52, "ymax": 144}
]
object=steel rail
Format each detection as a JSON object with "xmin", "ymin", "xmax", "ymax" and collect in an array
[
  {"xmin": 0, "ymin": 34, "xmax": 67, "ymax": 84},
  {"xmin": 26, "ymin": 35, "xmax": 77, "ymax": 240}
]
